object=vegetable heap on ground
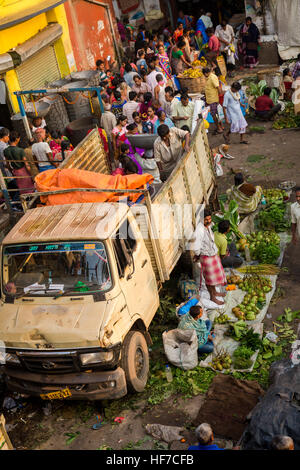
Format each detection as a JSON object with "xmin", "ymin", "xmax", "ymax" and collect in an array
[
  {"xmin": 226, "ymin": 321, "xmax": 262, "ymax": 369},
  {"xmin": 231, "ymin": 274, "xmax": 272, "ymax": 321},
  {"xmin": 258, "ymin": 202, "xmax": 290, "ymax": 232},
  {"xmin": 209, "ymin": 348, "xmax": 232, "ymax": 371},
  {"xmin": 244, "ymin": 231, "xmax": 281, "ymax": 264},
  {"xmin": 273, "ymin": 102, "xmax": 300, "ymax": 130}
]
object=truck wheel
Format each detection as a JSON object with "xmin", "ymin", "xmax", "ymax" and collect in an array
[{"xmin": 120, "ymin": 331, "xmax": 149, "ymax": 393}]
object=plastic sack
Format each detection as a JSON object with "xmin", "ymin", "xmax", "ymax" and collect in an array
[
  {"xmin": 145, "ymin": 424, "xmax": 184, "ymax": 443},
  {"xmin": 163, "ymin": 329, "xmax": 198, "ymax": 370}
]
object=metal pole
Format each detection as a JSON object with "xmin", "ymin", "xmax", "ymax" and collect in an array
[{"xmin": 16, "ymin": 94, "xmax": 32, "ymax": 141}]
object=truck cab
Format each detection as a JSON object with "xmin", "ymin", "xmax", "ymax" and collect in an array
[{"xmin": 0, "ymin": 202, "xmax": 159, "ymax": 400}]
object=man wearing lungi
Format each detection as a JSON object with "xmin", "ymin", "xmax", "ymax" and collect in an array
[{"xmin": 191, "ymin": 209, "xmax": 226, "ymax": 305}]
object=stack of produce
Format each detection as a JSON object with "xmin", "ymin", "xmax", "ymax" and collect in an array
[
  {"xmin": 214, "ymin": 313, "xmax": 232, "ymax": 324},
  {"xmin": 226, "ymin": 273, "xmax": 242, "ymax": 285},
  {"xmin": 244, "ymin": 231, "xmax": 281, "ymax": 264},
  {"xmin": 258, "ymin": 201, "xmax": 290, "ymax": 232},
  {"xmin": 237, "ymin": 265, "xmax": 280, "ymax": 275},
  {"xmin": 226, "ymin": 321, "xmax": 262, "ymax": 369},
  {"xmin": 192, "ymin": 57, "xmax": 207, "ymax": 68},
  {"xmin": 273, "ymin": 102, "xmax": 300, "ymax": 130},
  {"xmin": 179, "ymin": 68, "xmax": 203, "ymax": 78},
  {"xmin": 232, "ymin": 275, "xmax": 272, "ymax": 321},
  {"xmin": 209, "ymin": 349, "xmax": 232, "ymax": 371},
  {"xmin": 263, "ymin": 188, "xmax": 288, "ymax": 203}
]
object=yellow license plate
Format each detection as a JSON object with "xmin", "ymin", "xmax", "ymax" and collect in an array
[{"xmin": 40, "ymin": 387, "xmax": 72, "ymax": 400}]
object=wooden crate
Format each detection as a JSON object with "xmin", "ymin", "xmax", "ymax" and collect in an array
[{"xmin": 217, "ymin": 56, "xmax": 227, "ymax": 77}]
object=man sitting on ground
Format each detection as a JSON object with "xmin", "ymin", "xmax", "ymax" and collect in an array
[
  {"xmin": 255, "ymin": 87, "xmax": 281, "ymax": 121},
  {"xmin": 178, "ymin": 305, "xmax": 214, "ymax": 354},
  {"xmin": 227, "ymin": 173, "xmax": 262, "ymax": 215},
  {"xmin": 189, "ymin": 423, "xmax": 240, "ymax": 450},
  {"xmin": 214, "ymin": 220, "xmax": 243, "ymax": 268},
  {"xmin": 188, "ymin": 423, "xmax": 223, "ymax": 450}
]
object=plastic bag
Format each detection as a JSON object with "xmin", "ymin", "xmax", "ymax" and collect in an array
[
  {"xmin": 163, "ymin": 329, "xmax": 198, "ymax": 370},
  {"xmin": 214, "ymin": 153, "xmax": 224, "ymax": 177}
]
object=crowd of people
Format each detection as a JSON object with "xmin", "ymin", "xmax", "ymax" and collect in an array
[{"xmin": 2, "ymin": 10, "xmax": 300, "ymax": 203}]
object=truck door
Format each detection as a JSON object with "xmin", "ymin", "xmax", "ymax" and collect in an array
[{"xmin": 112, "ymin": 217, "xmax": 159, "ymax": 327}]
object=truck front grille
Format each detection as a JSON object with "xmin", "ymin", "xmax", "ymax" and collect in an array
[{"xmin": 19, "ymin": 353, "xmax": 80, "ymax": 374}]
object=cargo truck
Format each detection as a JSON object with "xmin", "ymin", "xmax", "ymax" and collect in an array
[{"xmin": 0, "ymin": 123, "xmax": 216, "ymax": 400}]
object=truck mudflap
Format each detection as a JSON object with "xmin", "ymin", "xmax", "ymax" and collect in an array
[{"xmin": 4, "ymin": 366, "xmax": 127, "ymax": 401}]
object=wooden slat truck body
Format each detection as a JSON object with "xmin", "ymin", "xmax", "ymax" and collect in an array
[{"xmin": 0, "ymin": 123, "xmax": 216, "ymax": 400}]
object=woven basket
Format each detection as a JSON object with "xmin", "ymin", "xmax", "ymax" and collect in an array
[
  {"xmin": 177, "ymin": 75, "xmax": 206, "ymax": 93},
  {"xmin": 217, "ymin": 56, "xmax": 227, "ymax": 77}
]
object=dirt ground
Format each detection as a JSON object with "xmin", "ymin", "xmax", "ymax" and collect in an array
[{"xmin": 1, "ymin": 117, "xmax": 300, "ymax": 451}]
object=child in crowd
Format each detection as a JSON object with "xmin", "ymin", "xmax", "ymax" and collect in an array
[{"xmin": 283, "ymin": 68, "xmax": 293, "ymax": 100}]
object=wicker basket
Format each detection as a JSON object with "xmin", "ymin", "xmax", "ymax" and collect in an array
[
  {"xmin": 217, "ymin": 56, "xmax": 227, "ymax": 77},
  {"xmin": 177, "ymin": 75, "xmax": 206, "ymax": 93}
]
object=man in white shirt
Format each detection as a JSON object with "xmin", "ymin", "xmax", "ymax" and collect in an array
[
  {"xmin": 123, "ymin": 91, "xmax": 140, "ymax": 124},
  {"xmin": 32, "ymin": 129, "xmax": 54, "ymax": 172},
  {"xmin": 146, "ymin": 60, "xmax": 166, "ymax": 95},
  {"xmin": 291, "ymin": 188, "xmax": 300, "ymax": 244},
  {"xmin": 164, "ymin": 88, "xmax": 179, "ymax": 118},
  {"xmin": 215, "ymin": 19, "xmax": 235, "ymax": 69},
  {"xmin": 190, "ymin": 209, "xmax": 226, "ymax": 305},
  {"xmin": 172, "ymin": 94, "xmax": 195, "ymax": 132}
]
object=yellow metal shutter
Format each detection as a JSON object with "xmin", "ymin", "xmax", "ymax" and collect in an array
[{"xmin": 16, "ymin": 45, "xmax": 61, "ymax": 91}]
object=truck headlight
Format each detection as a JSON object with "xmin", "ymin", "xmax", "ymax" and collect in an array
[
  {"xmin": 80, "ymin": 351, "xmax": 114, "ymax": 365},
  {"xmin": 0, "ymin": 352, "xmax": 21, "ymax": 365}
]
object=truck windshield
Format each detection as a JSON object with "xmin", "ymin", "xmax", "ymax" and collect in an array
[{"xmin": 2, "ymin": 241, "xmax": 112, "ymax": 297}]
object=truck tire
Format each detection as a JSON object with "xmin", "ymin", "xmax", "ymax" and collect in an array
[{"xmin": 120, "ymin": 331, "xmax": 149, "ymax": 393}]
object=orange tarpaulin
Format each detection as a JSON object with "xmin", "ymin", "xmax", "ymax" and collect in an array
[{"xmin": 35, "ymin": 168, "xmax": 154, "ymax": 206}]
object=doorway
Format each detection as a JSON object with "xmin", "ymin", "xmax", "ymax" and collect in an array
[{"xmin": 0, "ymin": 77, "xmax": 13, "ymax": 129}]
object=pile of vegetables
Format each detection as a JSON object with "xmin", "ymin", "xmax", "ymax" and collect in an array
[
  {"xmin": 237, "ymin": 264, "xmax": 280, "ymax": 275},
  {"xmin": 232, "ymin": 275, "xmax": 272, "ymax": 321},
  {"xmin": 214, "ymin": 313, "xmax": 232, "ymax": 324},
  {"xmin": 263, "ymin": 188, "xmax": 288, "ymax": 203},
  {"xmin": 273, "ymin": 102, "xmax": 300, "ymax": 130},
  {"xmin": 258, "ymin": 201, "xmax": 290, "ymax": 232},
  {"xmin": 226, "ymin": 322, "xmax": 262, "ymax": 369},
  {"xmin": 212, "ymin": 200, "xmax": 244, "ymax": 241},
  {"xmin": 209, "ymin": 348, "xmax": 232, "ymax": 371},
  {"xmin": 246, "ymin": 80, "xmax": 278, "ymax": 103},
  {"xmin": 244, "ymin": 231, "xmax": 281, "ymax": 264},
  {"xmin": 226, "ymin": 320, "xmax": 248, "ymax": 340}
]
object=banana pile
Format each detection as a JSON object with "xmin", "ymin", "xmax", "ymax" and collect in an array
[
  {"xmin": 180, "ymin": 68, "xmax": 203, "ymax": 78},
  {"xmin": 192, "ymin": 57, "xmax": 207, "ymax": 67}
]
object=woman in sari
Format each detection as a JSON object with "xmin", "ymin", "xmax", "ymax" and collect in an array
[
  {"xmin": 170, "ymin": 38, "xmax": 191, "ymax": 76},
  {"xmin": 239, "ymin": 17, "xmax": 260, "ymax": 68},
  {"xmin": 227, "ymin": 173, "xmax": 262, "ymax": 214},
  {"xmin": 158, "ymin": 44, "xmax": 172, "ymax": 80}
]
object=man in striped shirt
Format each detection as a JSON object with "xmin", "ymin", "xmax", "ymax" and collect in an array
[{"xmin": 96, "ymin": 59, "xmax": 108, "ymax": 84}]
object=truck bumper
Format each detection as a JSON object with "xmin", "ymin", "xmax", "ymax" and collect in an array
[{"xmin": 4, "ymin": 366, "xmax": 127, "ymax": 401}]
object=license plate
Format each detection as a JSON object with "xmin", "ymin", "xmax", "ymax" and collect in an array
[{"xmin": 40, "ymin": 387, "xmax": 72, "ymax": 400}]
